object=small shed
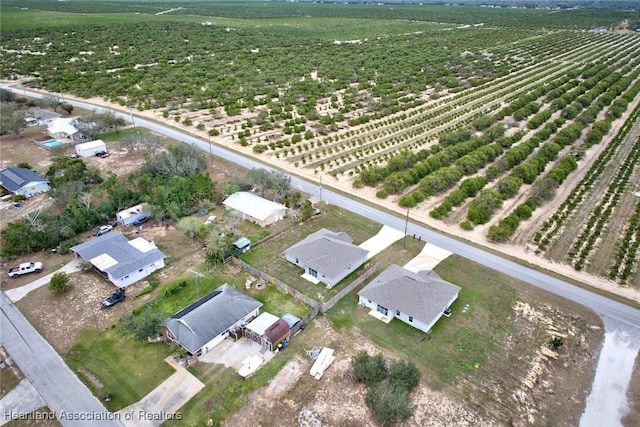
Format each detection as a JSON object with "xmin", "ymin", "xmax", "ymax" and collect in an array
[
  {"xmin": 233, "ymin": 237, "xmax": 252, "ymax": 253},
  {"xmin": 76, "ymin": 139, "xmax": 106, "ymax": 157},
  {"xmin": 244, "ymin": 312, "xmax": 285, "ymax": 351},
  {"xmin": 264, "ymin": 319, "xmax": 291, "ymax": 351},
  {"xmin": 281, "ymin": 313, "xmax": 301, "ymax": 329}
]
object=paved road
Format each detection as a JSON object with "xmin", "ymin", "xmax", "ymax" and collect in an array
[
  {"xmin": 6, "ymin": 84, "xmax": 640, "ymax": 424},
  {"xmin": 0, "ymin": 292, "xmax": 123, "ymax": 426}
]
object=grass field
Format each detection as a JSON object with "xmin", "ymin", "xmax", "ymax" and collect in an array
[
  {"xmin": 327, "ymin": 253, "xmax": 517, "ymax": 386},
  {"xmin": 65, "ymin": 328, "xmax": 173, "ymax": 411}
]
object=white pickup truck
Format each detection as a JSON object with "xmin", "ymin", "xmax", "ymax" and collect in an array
[{"xmin": 8, "ymin": 261, "xmax": 44, "ymax": 278}]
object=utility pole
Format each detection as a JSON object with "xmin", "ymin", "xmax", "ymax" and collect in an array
[
  {"xmin": 403, "ymin": 208, "xmax": 409, "ymax": 248},
  {"xmin": 319, "ymin": 174, "xmax": 323, "ymax": 204},
  {"xmin": 129, "ymin": 106, "xmax": 136, "ymax": 128},
  {"xmin": 208, "ymin": 134, "xmax": 213, "ymax": 167},
  {"xmin": 188, "ymin": 269, "xmax": 205, "ymax": 298}
]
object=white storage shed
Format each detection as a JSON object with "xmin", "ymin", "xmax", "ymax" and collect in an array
[{"xmin": 75, "ymin": 139, "xmax": 106, "ymax": 157}]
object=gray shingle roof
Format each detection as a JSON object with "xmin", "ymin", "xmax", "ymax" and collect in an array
[
  {"xmin": 70, "ymin": 232, "xmax": 165, "ymax": 280},
  {"xmin": 358, "ymin": 264, "xmax": 460, "ymax": 327},
  {"xmin": 0, "ymin": 167, "xmax": 49, "ymax": 192},
  {"xmin": 285, "ymin": 229, "xmax": 368, "ymax": 280},
  {"xmin": 165, "ymin": 284, "xmax": 262, "ymax": 354}
]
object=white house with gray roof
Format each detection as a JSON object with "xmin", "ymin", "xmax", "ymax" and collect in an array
[
  {"xmin": 358, "ymin": 264, "xmax": 460, "ymax": 334},
  {"xmin": 284, "ymin": 228, "xmax": 369, "ymax": 288},
  {"xmin": 164, "ymin": 284, "xmax": 262, "ymax": 356},
  {"xmin": 70, "ymin": 232, "xmax": 165, "ymax": 288},
  {"xmin": 0, "ymin": 167, "xmax": 50, "ymax": 197}
]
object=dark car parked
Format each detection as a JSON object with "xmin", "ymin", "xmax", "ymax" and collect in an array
[
  {"xmin": 101, "ymin": 288, "xmax": 125, "ymax": 309},
  {"xmin": 133, "ymin": 216, "xmax": 149, "ymax": 226},
  {"xmin": 95, "ymin": 151, "xmax": 110, "ymax": 158}
]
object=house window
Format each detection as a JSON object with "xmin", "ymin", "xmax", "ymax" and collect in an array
[
  {"xmin": 409, "ymin": 316, "xmax": 413, "ymax": 322},
  {"xmin": 138, "ymin": 268, "xmax": 143, "ymax": 272},
  {"xmin": 396, "ymin": 310, "xmax": 400, "ymax": 316},
  {"xmin": 295, "ymin": 258, "xmax": 299, "ymax": 264},
  {"xmin": 376, "ymin": 305, "xmax": 388, "ymax": 316},
  {"xmin": 309, "ymin": 268, "xmax": 318, "ymax": 278}
]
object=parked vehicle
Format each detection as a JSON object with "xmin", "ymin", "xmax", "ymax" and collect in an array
[
  {"xmin": 93, "ymin": 224, "xmax": 113, "ymax": 236},
  {"xmin": 95, "ymin": 151, "xmax": 110, "ymax": 158},
  {"xmin": 8, "ymin": 261, "xmax": 44, "ymax": 278},
  {"xmin": 101, "ymin": 288, "xmax": 125, "ymax": 309},
  {"xmin": 133, "ymin": 216, "xmax": 148, "ymax": 226}
]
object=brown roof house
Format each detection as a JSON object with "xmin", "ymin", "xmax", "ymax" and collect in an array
[
  {"xmin": 358, "ymin": 264, "xmax": 460, "ymax": 334},
  {"xmin": 164, "ymin": 284, "xmax": 262, "ymax": 356},
  {"xmin": 284, "ymin": 229, "xmax": 369, "ymax": 289}
]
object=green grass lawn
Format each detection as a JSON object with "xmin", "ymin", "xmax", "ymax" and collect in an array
[
  {"xmin": 327, "ymin": 254, "xmax": 517, "ymax": 387},
  {"xmin": 163, "ymin": 355, "xmax": 290, "ymax": 426},
  {"xmin": 65, "ymin": 327, "xmax": 173, "ymax": 411},
  {"xmin": 240, "ymin": 204, "xmax": 386, "ymax": 302}
]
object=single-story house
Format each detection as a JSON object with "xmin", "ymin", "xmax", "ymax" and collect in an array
[
  {"xmin": 75, "ymin": 139, "xmax": 106, "ymax": 157},
  {"xmin": 0, "ymin": 167, "xmax": 50, "ymax": 197},
  {"xmin": 284, "ymin": 228, "xmax": 369, "ymax": 288},
  {"xmin": 47, "ymin": 117, "xmax": 80, "ymax": 140},
  {"xmin": 358, "ymin": 264, "xmax": 461, "ymax": 334},
  {"xmin": 116, "ymin": 203, "xmax": 150, "ymax": 226},
  {"xmin": 70, "ymin": 232, "xmax": 166, "ymax": 288},
  {"xmin": 164, "ymin": 284, "xmax": 262, "ymax": 356},
  {"xmin": 222, "ymin": 191, "xmax": 288, "ymax": 227},
  {"xmin": 243, "ymin": 312, "xmax": 290, "ymax": 352}
]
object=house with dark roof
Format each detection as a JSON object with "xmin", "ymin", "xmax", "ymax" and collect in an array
[
  {"xmin": 70, "ymin": 232, "xmax": 166, "ymax": 288},
  {"xmin": 358, "ymin": 264, "xmax": 461, "ymax": 334},
  {"xmin": 284, "ymin": 228, "xmax": 369, "ymax": 288},
  {"xmin": 0, "ymin": 167, "xmax": 50, "ymax": 197},
  {"xmin": 164, "ymin": 284, "xmax": 262, "ymax": 356}
]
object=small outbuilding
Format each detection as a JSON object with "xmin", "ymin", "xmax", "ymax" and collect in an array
[
  {"xmin": 243, "ymin": 312, "xmax": 290, "ymax": 351},
  {"xmin": 233, "ymin": 237, "xmax": 252, "ymax": 254},
  {"xmin": 222, "ymin": 191, "xmax": 288, "ymax": 227},
  {"xmin": 75, "ymin": 139, "xmax": 106, "ymax": 157}
]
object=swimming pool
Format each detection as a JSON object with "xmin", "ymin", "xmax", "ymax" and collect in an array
[{"xmin": 42, "ymin": 139, "xmax": 63, "ymax": 148}]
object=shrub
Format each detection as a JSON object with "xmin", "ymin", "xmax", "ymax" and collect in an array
[
  {"xmin": 252, "ymin": 144, "xmax": 267, "ymax": 153},
  {"xmin": 388, "ymin": 360, "xmax": 421, "ymax": 392},
  {"xmin": 365, "ymin": 380, "xmax": 414, "ymax": 427},
  {"xmin": 120, "ymin": 309, "xmax": 165, "ymax": 341},
  {"xmin": 376, "ymin": 189, "xmax": 388, "ymax": 199},
  {"xmin": 460, "ymin": 220, "xmax": 474, "ymax": 231},
  {"xmin": 49, "ymin": 272, "xmax": 70, "ymax": 293},
  {"xmin": 352, "ymin": 352, "xmax": 386, "ymax": 387}
]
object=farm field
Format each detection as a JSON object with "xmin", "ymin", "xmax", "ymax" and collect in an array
[
  {"xmin": 2, "ymin": 1, "xmax": 638, "ymax": 299},
  {"xmin": 1, "ymin": 2, "xmax": 640, "ymax": 426}
]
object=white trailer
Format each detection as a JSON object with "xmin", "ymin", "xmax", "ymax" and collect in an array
[{"xmin": 75, "ymin": 139, "xmax": 106, "ymax": 157}]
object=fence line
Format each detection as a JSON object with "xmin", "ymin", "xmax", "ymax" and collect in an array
[
  {"xmin": 321, "ymin": 262, "xmax": 380, "ymax": 313},
  {"xmin": 232, "ymin": 257, "xmax": 322, "ymax": 312},
  {"xmin": 233, "ymin": 257, "xmax": 381, "ymax": 323}
]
